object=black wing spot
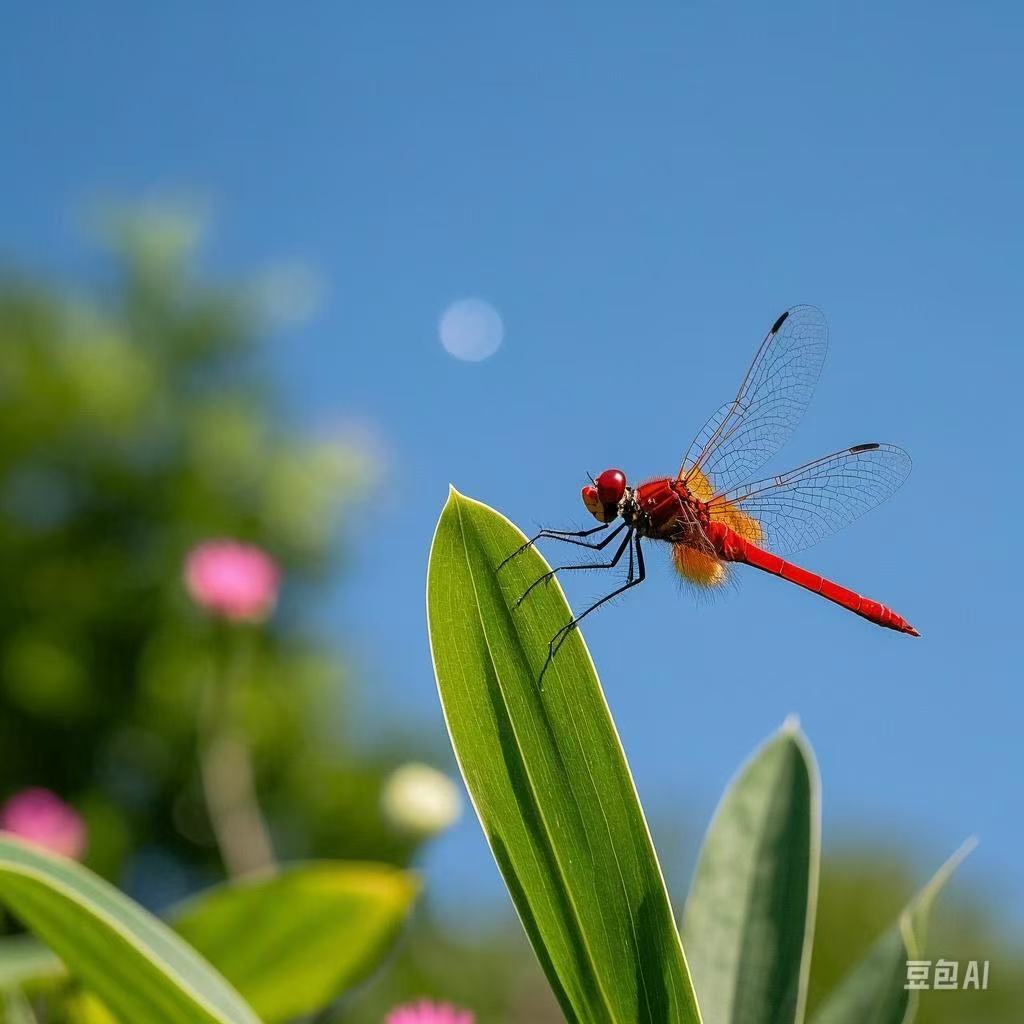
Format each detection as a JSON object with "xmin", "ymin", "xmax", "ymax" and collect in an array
[
  {"xmin": 770, "ymin": 311, "xmax": 789, "ymax": 334},
  {"xmin": 849, "ymin": 442, "xmax": 881, "ymax": 453}
]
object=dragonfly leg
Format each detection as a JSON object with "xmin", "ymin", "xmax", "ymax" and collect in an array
[
  {"xmin": 540, "ymin": 534, "xmax": 646, "ymax": 680},
  {"xmin": 497, "ymin": 522, "xmax": 611, "ymax": 571},
  {"xmin": 513, "ymin": 524, "xmax": 630, "ymax": 609}
]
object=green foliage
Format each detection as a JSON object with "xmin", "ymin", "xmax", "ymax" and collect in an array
[
  {"xmin": 679, "ymin": 724, "xmax": 967, "ymax": 1024},
  {"xmin": 0, "ymin": 836, "xmax": 258, "ymax": 1023},
  {"xmin": 171, "ymin": 862, "xmax": 419, "ymax": 1021},
  {"xmin": 682, "ymin": 722, "xmax": 819, "ymax": 1024},
  {"xmin": 0, "ymin": 858, "xmax": 421, "ymax": 1022},
  {"xmin": 427, "ymin": 488, "xmax": 702, "ymax": 1024},
  {"xmin": 0, "ymin": 215, "xmax": 429, "ymax": 1021}
]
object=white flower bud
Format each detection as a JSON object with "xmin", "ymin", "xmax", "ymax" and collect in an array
[{"xmin": 381, "ymin": 763, "xmax": 462, "ymax": 836}]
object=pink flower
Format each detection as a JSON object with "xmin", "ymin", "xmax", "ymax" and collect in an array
[
  {"xmin": 0, "ymin": 788, "xmax": 87, "ymax": 860},
  {"xmin": 185, "ymin": 540, "xmax": 281, "ymax": 623},
  {"xmin": 385, "ymin": 1001, "xmax": 474, "ymax": 1024}
]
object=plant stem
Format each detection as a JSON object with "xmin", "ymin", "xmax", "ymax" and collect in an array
[{"xmin": 198, "ymin": 636, "xmax": 275, "ymax": 878}]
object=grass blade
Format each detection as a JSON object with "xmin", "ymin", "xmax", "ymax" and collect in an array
[
  {"xmin": 0, "ymin": 836, "xmax": 259, "ymax": 1024},
  {"xmin": 426, "ymin": 488, "xmax": 701, "ymax": 1024}
]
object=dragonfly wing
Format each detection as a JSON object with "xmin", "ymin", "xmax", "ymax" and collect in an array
[
  {"xmin": 709, "ymin": 443, "xmax": 912, "ymax": 556},
  {"xmin": 680, "ymin": 306, "xmax": 828, "ymax": 493}
]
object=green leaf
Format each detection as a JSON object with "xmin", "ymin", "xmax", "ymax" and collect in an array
[
  {"xmin": 171, "ymin": 861, "xmax": 419, "ymax": 1022},
  {"xmin": 0, "ymin": 836, "xmax": 259, "ymax": 1024},
  {"xmin": 681, "ymin": 719, "xmax": 820, "ymax": 1024},
  {"xmin": 426, "ymin": 488, "xmax": 701, "ymax": 1024},
  {"xmin": 809, "ymin": 840, "xmax": 975, "ymax": 1024}
]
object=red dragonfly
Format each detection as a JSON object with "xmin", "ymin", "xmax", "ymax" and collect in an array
[{"xmin": 503, "ymin": 306, "xmax": 917, "ymax": 667}]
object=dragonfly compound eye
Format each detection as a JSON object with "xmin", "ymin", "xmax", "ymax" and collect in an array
[{"xmin": 596, "ymin": 469, "xmax": 627, "ymax": 505}]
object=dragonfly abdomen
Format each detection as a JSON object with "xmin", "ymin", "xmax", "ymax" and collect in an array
[{"xmin": 708, "ymin": 522, "xmax": 919, "ymax": 636}]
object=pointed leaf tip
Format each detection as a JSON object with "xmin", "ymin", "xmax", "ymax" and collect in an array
[{"xmin": 907, "ymin": 835, "xmax": 977, "ymax": 926}]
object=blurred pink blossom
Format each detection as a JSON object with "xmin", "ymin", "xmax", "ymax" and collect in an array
[
  {"xmin": 384, "ymin": 1001, "xmax": 474, "ymax": 1024},
  {"xmin": 184, "ymin": 540, "xmax": 281, "ymax": 623},
  {"xmin": 0, "ymin": 788, "xmax": 87, "ymax": 859}
]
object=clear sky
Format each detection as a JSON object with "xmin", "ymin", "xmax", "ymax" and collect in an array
[{"xmin": 3, "ymin": 3, "xmax": 1021, "ymax": 927}]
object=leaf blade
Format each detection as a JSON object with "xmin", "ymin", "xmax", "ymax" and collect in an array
[
  {"xmin": 0, "ymin": 836, "xmax": 259, "ymax": 1024},
  {"xmin": 171, "ymin": 861, "xmax": 419, "ymax": 1022},
  {"xmin": 427, "ymin": 488, "xmax": 701, "ymax": 1024},
  {"xmin": 681, "ymin": 721, "xmax": 821, "ymax": 1024}
]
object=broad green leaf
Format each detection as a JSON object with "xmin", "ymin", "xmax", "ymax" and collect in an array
[
  {"xmin": 427, "ymin": 488, "xmax": 701, "ymax": 1024},
  {"xmin": 0, "ymin": 836, "xmax": 259, "ymax": 1024},
  {"xmin": 681, "ymin": 720, "xmax": 820, "ymax": 1024},
  {"xmin": 809, "ymin": 840, "xmax": 975, "ymax": 1024},
  {"xmin": 0, "ymin": 936, "xmax": 63, "ymax": 990},
  {"xmin": 171, "ymin": 862, "xmax": 419, "ymax": 1022}
]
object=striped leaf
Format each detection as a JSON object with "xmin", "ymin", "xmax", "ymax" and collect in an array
[{"xmin": 0, "ymin": 836, "xmax": 259, "ymax": 1024}]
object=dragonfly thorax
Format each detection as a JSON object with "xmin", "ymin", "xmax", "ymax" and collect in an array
[{"xmin": 629, "ymin": 478, "xmax": 710, "ymax": 542}]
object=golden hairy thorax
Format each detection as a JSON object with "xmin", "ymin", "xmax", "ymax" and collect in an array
[{"xmin": 671, "ymin": 467, "xmax": 764, "ymax": 588}]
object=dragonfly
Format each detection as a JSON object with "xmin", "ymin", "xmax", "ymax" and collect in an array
[{"xmin": 502, "ymin": 305, "xmax": 918, "ymax": 670}]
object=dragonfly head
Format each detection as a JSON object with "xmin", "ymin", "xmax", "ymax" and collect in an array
[{"xmin": 582, "ymin": 468, "xmax": 627, "ymax": 523}]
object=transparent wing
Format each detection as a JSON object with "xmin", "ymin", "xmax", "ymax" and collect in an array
[
  {"xmin": 680, "ymin": 306, "xmax": 828, "ymax": 494},
  {"xmin": 709, "ymin": 443, "xmax": 912, "ymax": 556}
]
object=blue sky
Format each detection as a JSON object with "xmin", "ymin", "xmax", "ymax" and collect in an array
[{"xmin": 3, "ymin": 3, "xmax": 1022, "ymax": 928}]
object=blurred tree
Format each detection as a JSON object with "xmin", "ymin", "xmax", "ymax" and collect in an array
[{"xmin": 0, "ymin": 211, "xmax": 425, "ymax": 903}]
